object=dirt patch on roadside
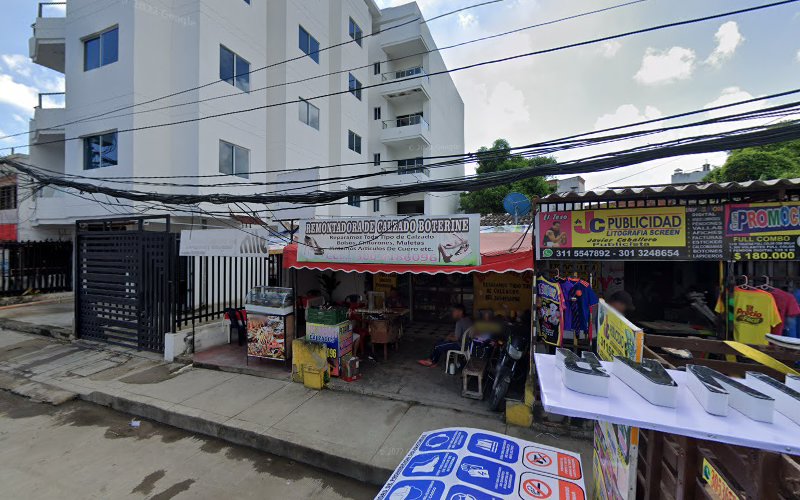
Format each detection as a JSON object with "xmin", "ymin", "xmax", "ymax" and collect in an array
[{"xmin": 118, "ymin": 364, "xmax": 175, "ymax": 385}]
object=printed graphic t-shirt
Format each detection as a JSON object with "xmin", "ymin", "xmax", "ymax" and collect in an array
[
  {"xmin": 537, "ymin": 276, "xmax": 564, "ymax": 346},
  {"xmin": 769, "ymin": 288, "xmax": 800, "ymax": 335},
  {"xmin": 733, "ymin": 288, "xmax": 781, "ymax": 345}
]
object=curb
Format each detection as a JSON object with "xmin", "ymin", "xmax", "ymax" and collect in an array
[
  {"xmin": 82, "ymin": 390, "xmax": 395, "ymax": 486},
  {"xmin": 0, "ymin": 317, "xmax": 73, "ymax": 342}
]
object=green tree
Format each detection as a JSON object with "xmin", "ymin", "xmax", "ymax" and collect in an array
[
  {"xmin": 704, "ymin": 137, "xmax": 800, "ymax": 182},
  {"xmin": 460, "ymin": 139, "xmax": 556, "ymax": 214}
]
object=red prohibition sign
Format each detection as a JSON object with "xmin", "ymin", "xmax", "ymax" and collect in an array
[
  {"xmin": 526, "ymin": 450, "xmax": 553, "ymax": 467},
  {"xmin": 522, "ymin": 478, "xmax": 553, "ymax": 499}
]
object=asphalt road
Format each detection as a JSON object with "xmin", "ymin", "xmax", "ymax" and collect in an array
[{"xmin": 0, "ymin": 391, "xmax": 379, "ymax": 500}]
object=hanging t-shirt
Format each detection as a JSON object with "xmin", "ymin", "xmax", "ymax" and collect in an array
[
  {"xmin": 732, "ymin": 287, "xmax": 782, "ymax": 345},
  {"xmin": 769, "ymin": 288, "xmax": 800, "ymax": 335},
  {"xmin": 537, "ymin": 276, "xmax": 564, "ymax": 346},
  {"xmin": 559, "ymin": 279, "xmax": 577, "ymax": 332},
  {"xmin": 565, "ymin": 279, "xmax": 599, "ymax": 336}
]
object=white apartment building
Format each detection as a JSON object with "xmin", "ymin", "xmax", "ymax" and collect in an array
[{"xmin": 22, "ymin": 0, "xmax": 465, "ymax": 240}]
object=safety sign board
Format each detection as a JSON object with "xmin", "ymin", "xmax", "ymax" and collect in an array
[{"xmin": 375, "ymin": 428, "xmax": 586, "ymax": 500}]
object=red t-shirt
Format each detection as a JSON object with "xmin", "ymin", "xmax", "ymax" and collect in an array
[{"xmin": 769, "ymin": 288, "xmax": 800, "ymax": 335}]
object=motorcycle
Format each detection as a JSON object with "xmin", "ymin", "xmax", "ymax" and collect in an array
[{"xmin": 488, "ymin": 321, "xmax": 530, "ymax": 411}]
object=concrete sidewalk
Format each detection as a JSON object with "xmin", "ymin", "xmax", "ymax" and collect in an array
[{"xmin": 0, "ymin": 329, "xmax": 592, "ymax": 486}]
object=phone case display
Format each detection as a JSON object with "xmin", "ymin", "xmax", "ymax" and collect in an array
[
  {"xmin": 246, "ymin": 286, "xmax": 294, "ymax": 315},
  {"xmin": 306, "ymin": 321, "xmax": 353, "ymax": 377}
]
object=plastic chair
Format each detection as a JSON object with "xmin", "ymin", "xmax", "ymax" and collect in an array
[{"xmin": 444, "ymin": 327, "xmax": 473, "ymax": 374}]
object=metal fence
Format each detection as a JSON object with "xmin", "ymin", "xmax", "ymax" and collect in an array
[
  {"xmin": 0, "ymin": 240, "xmax": 72, "ymax": 295},
  {"xmin": 174, "ymin": 253, "xmax": 284, "ymax": 330}
]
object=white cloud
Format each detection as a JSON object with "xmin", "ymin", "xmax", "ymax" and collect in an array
[
  {"xmin": 0, "ymin": 75, "xmax": 37, "ymax": 113},
  {"xmin": 1, "ymin": 54, "xmax": 33, "ymax": 78},
  {"xmin": 594, "ymin": 104, "xmax": 662, "ymax": 131},
  {"xmin": 797, "ymin": 49, "xmax": 800, "ymax": 62},
  {"xmin": 598, "ymin": 41, "xmax": 622, "ymax": 59},
  {"xmin": 457, "ymin": 12, "xmax": 477, "ymax": 28},
  {"xmin": 12, "ymin": 114, "xmax": 26, "ymax": 125},
  {"xmin": 705, "ymin": 21, "xmax": 744, "ymax": 67},
  {"xmin": 634, "ymin": 47, "xmax": 696, "ymax": 85},
  {"xmin": 703, "ymin": 86, "xmax": 761, "ymax": 119}
]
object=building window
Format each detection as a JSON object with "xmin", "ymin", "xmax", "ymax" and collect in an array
[
  {"xmin": 347, "ymin": 190, "xmax": 361, "ymax": 208},
  {"xmin": 372, "ymin": 198, "xmax": 380, "ymax": 212},
  {"xmin": 348, "ymin": 18, "xmax": 363, "ymax": 46},
  {"xmin": 373, "ymin": 106, "xmax": 381, "ymax": 120},
  {"xmin": 220, "ymin": 46, "xmax": 250, "ymax": 92},
  {"xmin": 373, "ymin": 62, "xmax": 381, "ymax": 75},
  {"xmin": 348, "ymin": 73, "xmax": 362, "ymax": 100},
  {"xmin": 299, "ymin": 26, "xmax": 320, "ymax": 63},
  {"xmin": 83, "ymin": 132, "xmax": 118, "ymax": 170},
  {"xmin": 84, "ymin": 27, "xmax": 119, "ymax": 71},
  {"xmin": 373, "ymin": 153, "xmax": 381, "ymax": 166},
  {"xmin": 347, "ymin": 130, "xmax": 361, "ymax": 154},
  {"xmin": 0, "ymin": 186, "xmax": 17, "ymax": 210},
  {"xmin": 398, "ymin": 157, "xmax": 425, "ymax": 175},
  {"xmin": 299, "ymin": 98, "xmax": 320, "ymax": 130},
  {"xmin": 219, "ymin": 140, "xmax": 250, "ymax": 178}
]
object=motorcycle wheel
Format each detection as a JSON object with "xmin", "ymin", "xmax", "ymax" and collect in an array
[{"xmin": 489, "ymin": 375, "xmax": 510, "ymax": 412}]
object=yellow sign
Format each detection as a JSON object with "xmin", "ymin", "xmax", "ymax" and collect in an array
[
  {"xmin": 701, "ymin": 458, "xmax": 741, "ymax": 500},
  {"xmin": 596, "ymin": 299, "xmax": 644, "ymax": 363},
  {"xmin": 474, "ymin": 272, "xmax": 532, "ymax": 317},
  {"xmin": 373, "ymin": 273, "xmax": 397, "ymax": 294},
  {"xmin": 594, "ymin": 300, "xmax": 644, "ymax": 500},
  {"xmin": 571, "ymin": 206, "xmax": 686, "ymax": 248},
  {"xmin": 724, "ymin": 341, "xmax": 800, "ymax": 376}
]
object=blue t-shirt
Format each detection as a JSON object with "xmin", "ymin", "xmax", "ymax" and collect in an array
[{"xmin": 565, "ymin": 279, "xmax": 599, "ymax": 334}]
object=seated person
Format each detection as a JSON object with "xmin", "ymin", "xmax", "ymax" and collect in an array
[{"xmin": 418, "ymin": 304, "xmax": 473, "ymax": 367}]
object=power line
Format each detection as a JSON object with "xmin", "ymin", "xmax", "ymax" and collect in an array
[
  {"xmin": 0, "ymin": 0, "xmax": 507, "ymax": 142},
  {"xmin": 24, "ymin": 91, "xmax": 799, "ymax": 193},
  {"xmin": 8, "ymin": 118, "xmax": 800, "ymax": 207},
  {"xmin": 3, "ymin": 0, "xmax": 646, "ymax": 141},
  {"xmin": 3, "ymin": 0, "xmax": 795, "ymax": 153}
]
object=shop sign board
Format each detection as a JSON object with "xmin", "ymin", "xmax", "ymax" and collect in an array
[
  {"xmin": 594, "ymin": 299, "xmax": 644, "ymax": 500},
  {"xmin": 701, "ymin": 458, "xmax": 741, "ymax": 500},
  {"xmin": 179, "ymin": 228, "xmax": 282, "ymax": 257},
  {"xmin": 474, "ymin": 271, "xmax": 533, "ymax": 317},
  {"xmin": 725, "ymin": 202, "xmax": 800, "ymax": 260},
  {"xmin": 535, "ymin": 205, "xmax": 728, "ymax": 261},
  {"xmin": 375, "ymin": 427, "xmax": 587, "ymax": 500},
  {"xmin": 297, "ymin": 215, "xmax": 481, "ymax": 266},
  {"xmin": 373, "ymin": 273, "xmax": 397, "ymax": 294}
]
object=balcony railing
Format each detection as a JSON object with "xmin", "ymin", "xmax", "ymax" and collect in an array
[
  {"xmin": 382, "ymin": 114, "xmax": 429, "ymax": 130},
  {"xmin": 38, "ymin": 2, "xmax": 66, "ymax": 18},
  {"xmin": 37, "ymin": 92, "xmax": 65, "ymax": 109},
  {"xmin": 381, "ymin": 66, "xmax": 427, "ymax": 82}
]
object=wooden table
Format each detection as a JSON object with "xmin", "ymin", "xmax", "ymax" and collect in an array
[{"xmin": 358, "ymin": 309, "xmax": 409, "ymax": 360}]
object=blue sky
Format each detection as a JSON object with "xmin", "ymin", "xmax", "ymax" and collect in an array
[{"xmin": 2, "ymin": 0, "xmax": 799, "ymax": 188}]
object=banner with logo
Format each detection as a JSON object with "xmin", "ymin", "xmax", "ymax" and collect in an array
[
  {"xmin": 297, "ymin": 215, "xmax": 481, "ymax": 266},
  {"xmin": 536, "ymin": 205, "xmax": 731, "ymax": 261},
  {"xmin": 593, "ymin": 299, "xmax": 644, "ymax": 500},
  {"xmin": 725, "ymin": 202, "xmax": 800, "ymax": 260},
  {"xmin": 474, "ymin": 272, "xmax": 533, "ymax": 317},
  {"xmin": 179, "ymin": 228, "xmax": 285, "ymax": 257}
]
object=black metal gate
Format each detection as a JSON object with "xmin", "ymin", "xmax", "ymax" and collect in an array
[
  {"xmin": 75, "ymin": 216, "xmax": 176, "ymax": 352},
  {"xmin": 0, "ymin": 240, "xmax": 72, "ymax": 295}
]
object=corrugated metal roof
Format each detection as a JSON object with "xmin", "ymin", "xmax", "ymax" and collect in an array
[{"xmin": 538, "ymin": 178, "xmax": 800, "ymax": 203}]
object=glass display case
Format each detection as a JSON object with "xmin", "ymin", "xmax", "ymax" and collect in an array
[
  {"xmin": 245, "ymin": 286, "xmax": 294, "ymax": 315},
  {"xmin": 246, "ymin": 286, "xmax": 295, "ymax": 363}
]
